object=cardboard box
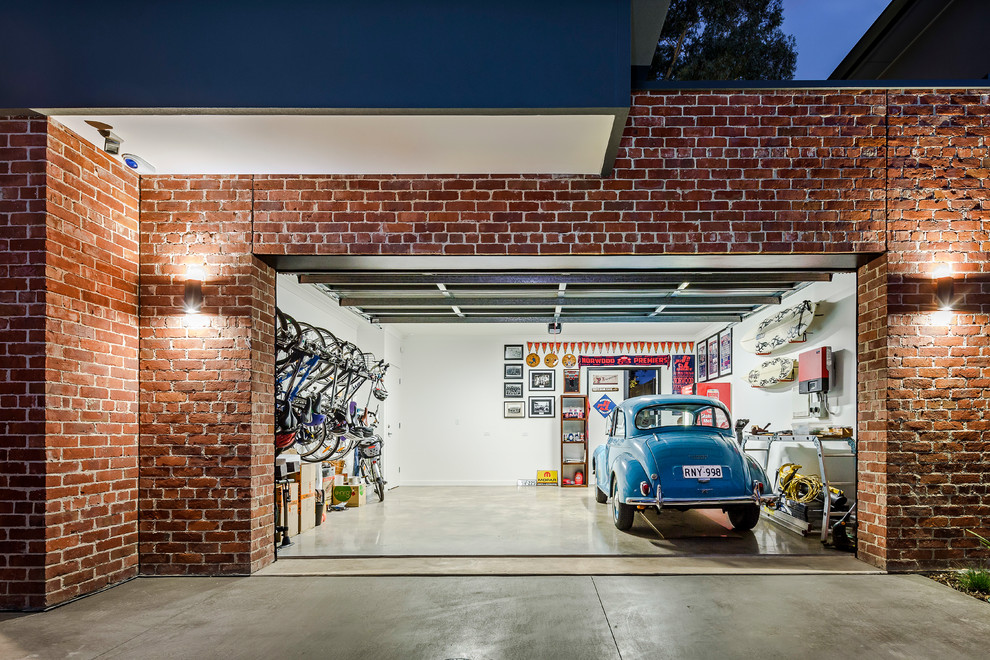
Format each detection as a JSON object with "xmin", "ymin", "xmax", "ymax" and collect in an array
[
  {"xmin": 331, "ymin": 483, "xmax": 365, "ymax": 507},
  {"xmin": 299, "ymin": 489, "xmax": 317, "ymax": 533},
  {"xmin": 285, "ymin": 482, "xmax": 300, "ymax": 537},
  {"xmin": 296, "ymin": 461, "xmax": 319, "ymax": 533}
]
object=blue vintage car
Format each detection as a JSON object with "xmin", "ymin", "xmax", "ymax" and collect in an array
[{"xmin": 592, "ymin": 394, "xmax": 776, "ymax": 531}]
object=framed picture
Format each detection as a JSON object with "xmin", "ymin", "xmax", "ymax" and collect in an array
[
  {"xmin": 718, "ymin": 328, "xmax": 733, "ymax": 377},
  {"xmin": 504, "ymin": 344, "xmax": 523, "ymax": 360},
  {"xmin": 504, "ymin": 363, "xmax": 523, "ymax": 379},
  {"xmin": 529, "ymin": 370, "xmax": 555, "ymax": 391},
  {"xmin": 504, "ymin": 401, "xmax": 525, "ymax": 418},
  {"xmin": 697, "ymin": 340, "xmax": 708, "ymax": 382},
  {"xmin": 563, "ymin": 369, "xmax": 580, "ymax": 393},
  {"xmin": 707, "ymin": 335, "xmax": 719, "ymax": 381},
  {"xmin": 529, "ymin": 396, "xmax": 555, "ymax": 418},
  {"xmin": 504, "ymin": 382, "xmax": 523, "ymax": 398}
]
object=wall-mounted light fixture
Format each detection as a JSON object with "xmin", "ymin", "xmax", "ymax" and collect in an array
[
  {"xmin": 933, "ymin": 263, "xmax": 955, "ymax": 311},
  {"xmin": 184, "ymin": 266, "xmax": 205, "ymax": 314}
]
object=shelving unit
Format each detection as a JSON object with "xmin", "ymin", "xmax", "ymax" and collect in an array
[{"xmin": 560, "ymin": 395, "xmax": 588, "ymax": 487}]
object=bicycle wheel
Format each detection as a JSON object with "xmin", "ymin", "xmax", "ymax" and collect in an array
[{"xmin": 370, "ymin": 460, "xmax": 385, "ymax": 502}]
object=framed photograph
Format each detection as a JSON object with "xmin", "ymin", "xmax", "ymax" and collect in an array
[
  {"xmin": 697, "ymin": 340, "xmax": 708, "ymax": 382},
  {"xmin": 707, "ymin": 335, "xmax": 719, "ymax": 381},
  {"xmin": 503, "ymin": 344, "xmax": 524, "ymax": 360},
  {"xmin": 504, "ymin": 401, "xmax": 525, "ymax": 418},
  {"xmin": 563, "ymin": 369, "xmax": 580, "ymax": 394},
  {"xmin": 504, "ymin": 363, "xmax": 523, "ymax": 379},
  {"xmin": 528, "ymin": 396, "xmax": 555, "ymax": 418},
  {"xmin": 504, "ymin": 382, "xmax": 523, "ymax": 398},
  {"xmin": 718, "ymin": 328, "xmax": 733, "ymax": 377},
  {"xmin": 529, "ymin": 370, "xmax": 555, "ymax": 391}
]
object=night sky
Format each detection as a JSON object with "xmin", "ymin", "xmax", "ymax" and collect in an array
[{"xmin": 782, "ymin": 0, "xmax": 892, "ymax": 79}]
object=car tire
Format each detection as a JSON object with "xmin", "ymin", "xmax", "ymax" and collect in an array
[
  {"xmin": 727, "ymin": 505, "xmax": 761, "ymax": 531},
  {"xmin": 595, "ymin": 484, "xmax": 608, "ymax": 504},
  {"xmin": 610, "ymin": 478, "xmax": 634, "ymax": 531}
]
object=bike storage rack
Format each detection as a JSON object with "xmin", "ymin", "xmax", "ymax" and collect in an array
[{"xmin": 273, "ymin": 308, "xmax": 390, "ymax": 549}]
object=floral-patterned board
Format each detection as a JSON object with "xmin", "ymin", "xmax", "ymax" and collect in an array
[
  {"xmin": 747, "ymin": 357, "xmax": 796, "ymax": 388},
  {"xmin": 740, "ymin": 301, "xmax": 817, "ymax": 355}
]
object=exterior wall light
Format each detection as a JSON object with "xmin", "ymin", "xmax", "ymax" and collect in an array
[
  {"xmin": 933, "ymin": 263, "xmax": 955, "ymax": 311},
  {"xmin": 184, "ymin": 266, "xmax": 205, "ymax": 314}
]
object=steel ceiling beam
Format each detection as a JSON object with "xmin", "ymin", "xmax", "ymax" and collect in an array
[
  {"xmin": 299, "ymin": 272, "xmax": 832, "ymax": 285},
  {"xmin": 369, "ymin": 314, "xmax": 743, "ymax": 324},
  {"xmin": 342, "ymin": 294, "xmax": 779, "ymax": 307}
]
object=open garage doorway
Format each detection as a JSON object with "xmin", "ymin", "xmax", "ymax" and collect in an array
[{"xmin": 268, "ymin": 256, "xmax": 865, "ymax": 565}]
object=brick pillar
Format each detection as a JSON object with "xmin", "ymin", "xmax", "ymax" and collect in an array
[
  {"xmin": 139, "ymin": 175, "xmax": 275, "ymax": 575},
  {"xmin": 0, "ymin": 117, "xmax": 49, "ymax": 610},
  {"xmin": 879, "ymin": 91, "xmax": 990, "ymax": 570},
  {"xmin": 856, "ymin": 254, "xmax": 889, "ymax": 568},
  {"xmin": 1, "ymin": 118, "xmax": 140, "ymax": 609}
]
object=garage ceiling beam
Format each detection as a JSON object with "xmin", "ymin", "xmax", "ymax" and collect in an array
[
  {"xmin": 342, "ymin": 294, "xmax": 780, "ymax": 307},
  {"xmin": 299, "ymin": 272, "xmax": 832, "ymax": 285},
  {"xmin": 369, "ymin": 314, "xmax": 743, "ymax": 324}
]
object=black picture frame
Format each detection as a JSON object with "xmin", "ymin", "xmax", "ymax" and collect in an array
[
  {"xmin": 504, "ymin": 363, "xmax": 523, "ymax": 379},
  {"xmin": 697, "ymin": 340, "xmax": 708, "ymax": 382},
  {"xmin": 504, "ymin": 382, "xmax": 523, "ymax": 398},
  {"xmin": 706, "ymin": 334, "xmax": 719, "ymax": 381},
  {"xmin": 529, "ymin": 370, "xmax": 555, "ymax": 391},
  {"xmin": 718, "ymin": 328, "xmax": 733, "ymax": 377},
  {"xmin": 503, "ymin": 344, "xmax": 524, "ymax": 360},
  {"xmin": 563, "ymin": 369, "xmax": 580, "ymax": 394},
  {"xmin": 528, "ymin": 396, "xmax": 555, "ymax": 418},
  {"xmin": 503, "ymin": 401, "xmax": 525, "ymax": 418}
]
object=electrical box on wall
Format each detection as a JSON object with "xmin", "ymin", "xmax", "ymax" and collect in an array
[{"xmin": 798, "ymin": 346, "xmax": 832, "ymax": 394}]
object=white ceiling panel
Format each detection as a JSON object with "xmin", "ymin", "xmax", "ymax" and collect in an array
[{"xmin": 50, "ymin": 113, "xmax": 615, "ymax": 175}]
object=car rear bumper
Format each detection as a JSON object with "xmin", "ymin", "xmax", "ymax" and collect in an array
[{"xmin": 624, "ymin": 494, "xmax": 777, "ymax": 508}]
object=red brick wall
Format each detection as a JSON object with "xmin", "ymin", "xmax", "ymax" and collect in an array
[
  {"xmin": 0, "ymin": 117, "xmax": 49, "ymax": 610},
  {"xmin": 0, "ymin": 119, "xmax": 140, "ymax": 610},
  {"xmin": 139, "ymin": 176, "xmax": 275, "ymax": 575},
  {"xmin": 42, "ymin": 121, "xmax": 140, "ymax": 604},
  {"xmin": 252, "ymin": 90, "xmax": 887, "ymax": 255},
  {"xmin": 881, "ymin": 91, "xmax": 990, "ymax": 570},
  {"xmin": 857, "ymin": 254, "xmax": 889, "ymax": 566}
]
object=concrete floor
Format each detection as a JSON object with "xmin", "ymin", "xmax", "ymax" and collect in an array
[
  {"xmin": 280, "ymin": 485, "xmax": 834, "ymax": 557},
  {"xmin": 2, "ymin": 574, "xmax": 988, "ymax": 659}
]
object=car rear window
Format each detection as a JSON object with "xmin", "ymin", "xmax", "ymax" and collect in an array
[{"xmin": 635, "ymin": 403, "xmax": 730, "ymax": 430}]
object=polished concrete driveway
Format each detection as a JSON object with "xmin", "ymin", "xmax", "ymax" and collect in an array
[
  {"xmin": 2, "ymin": 574, "xmax": 988, "ymax": 659},
  {"xmin": 280, "ymin": 485, "xmax": 833, "ymax": 557}
]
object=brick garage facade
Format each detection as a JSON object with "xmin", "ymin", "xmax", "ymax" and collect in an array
[
  {"xmin": 882, "ymin": 92, "xmax": 990, "ymax": 569},
  {"xmin": 139, "ymin": 176, "xmax": 274, "ymax": 576},
  {"xmin": 0, "ymin": 120, "xmax": 139, "ymax": 610},
  {"xmin": 1, "ymin": 88, "xmax": 988, "ymax": 607}
]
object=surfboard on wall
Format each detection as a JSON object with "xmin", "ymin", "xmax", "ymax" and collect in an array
[
  {"xmin": 740, "ymin": 300, "xmax": 817, "ymax": 355},
  {"xmin": 747, "ymin": 357, "xmax": 796, "ymax": 388}
]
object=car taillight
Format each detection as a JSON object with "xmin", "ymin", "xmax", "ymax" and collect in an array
[{"xmin": 640, "ymin": 481, "xmax": 650, "ymax": 496}]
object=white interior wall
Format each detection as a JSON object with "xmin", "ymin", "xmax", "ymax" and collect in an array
[
  {"xmin": 697, "ymin": 273, "xmax": 858, "ymax": 432},
  {"xmin": 400, "ymin": 332, "xmax": 698, "ymax": 486}
]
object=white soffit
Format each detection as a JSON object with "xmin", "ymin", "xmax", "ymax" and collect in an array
[{"xmin": 50, "ymin": 113, "xmax": 616, "ymax": 175}]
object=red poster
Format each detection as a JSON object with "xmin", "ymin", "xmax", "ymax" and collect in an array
[
  {"xmin": 696, "ymin": 382, "xmax": 731, "ymax": 412},
  {"xmin": 672, "ymin": 354, "xmax": 695, "ymax": 395}
]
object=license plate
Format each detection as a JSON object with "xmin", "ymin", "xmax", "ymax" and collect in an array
[{"xmin": 682, "ymin": 465, "xmax": 722, "ymax": 479}]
